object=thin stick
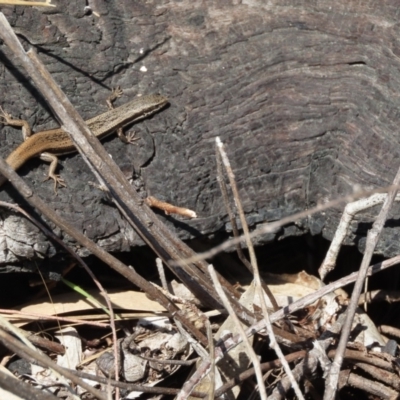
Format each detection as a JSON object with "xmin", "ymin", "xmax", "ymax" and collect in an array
[
  {"xmin": 0, "ymin": 12, "xmax": 251, "ymax": 338},
  {"xmin": 214, "ymin": 350, "xmax": 306, "ymax": 398},
  {"xmin": 0, "ymin": 328, "xmax": 107, "ymax": 400},
  {"xmin": 192, "ymin": 253, "xmax": 400, "ymax": 385},
  {"xmin": 206, "ymin": 320, "xmax": 215, "ymax": 400},
  {"xmin": 174, "ymin": 184, "xmax": 400, "ymax": 265},
  {"xmin": 0, "ymin": 368, "xmax": 58, "ymax": 400},
  {"xmin": 216, "ymin": 138, "xmax": 304, "ymax": 399},
  {"xmin": 0, "ymin": 157, "xmax": 207, "ymax": 345},
  {"xmin": 269, "ymin": 316, "xmax": 345, "ymax": 400},
  {"xmin": 0, "ymin": 201, "xmax": 120, "ymax": 390},
  {"xmin": 215, "ymin": 143, "xmax": 252, "ymax": 268},
  {"xmin": 208, "ymin": 263, "xmax": 268, "ymax": 400},
  {"xmin": 156, "ymin": 258, "xmax": 168, "ymax": 291},
  {"xmin": 175, "ymin": 319, "xmax": 210, "ymax": 400},
  {"xmin": 319, "ymin": 193, "xmax": 400, "ymax": 280},
  {"xmin": 215, "ymin": 141, "xmax": 279, "ymax": 311},
  {"xmin": 323, "ymin": 165, "xmax": 400, "ymax": 398}
]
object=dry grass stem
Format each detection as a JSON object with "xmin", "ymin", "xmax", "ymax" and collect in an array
[{"xmin": 0, "ymin": 308, "xmax": 111, "ymax": 327}]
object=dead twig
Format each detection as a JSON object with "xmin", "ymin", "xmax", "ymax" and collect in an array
[
  {"xmin": 187, "ymin": 253, "xmax": 400, "ymax": 393},
  {"xmin": 0, "ymin": 201, "xmax": 120, "ymax": 388},
  {"xmin": 205, "ymin": 319, "xmax": 215, "ymax": 400},
  {"xmin": 338, "ymin": 369, "xmax": 399, "ymax": 399},
  {"xmin": 214, "ymin": 350, "xmax": 306, "ymax": 398},
  {"xmin": 64, "ymin": 367, "xmax": 208, "ymax": 398},
  {"xmin": 0, "ymin": 158, "xmax": 206, "ymax": 344},
  {"xmin": 380, "ymin": 324, "xmax": 400, "ymax": 340},
  {"xmin": 145, "ymin": 195, "xmax": 197, "ymax": 218},
  {"xmin": 207, "ymin": 263, "xmax": 268, "ymax": 400},
  {"xmin": 0, "ymin": 368, "xmax": 58, "ymax": 400},
  {"xmin": 175, "ymin": 184, "xmax": 400, "ymax": 266},
  {"xmin": 319, "ymin": 193, "xmax": 400, "ymax": 280},
  {"xmin": 156, "ymin": 257, "xmax": 169, "ymax": 291},
  {"xmin": 0, "ymin": 328, "xmax": 107, "ymax": 400},
  {"xmin": 215, "ymin": 139, "xmax": 279, "ymax": 311},
  {"xmin": 268, "ymin": 314, "xmax": 344, "ymax": 400},
  {"xmin": 216, "ymin": 137, "xmax": 304, "ymax": 399},
  {"xmin": 358, "ymin": 289, "xmax": 400, "ymax": 306},
  {"xmin": 348, "ymin": 361, "xmax": 400, "ymax": 391},
  {"xmin": 0, "ymin": 316, "xmax": 64, "ymax": 354},
  {"xmin": 0, "ymin": 12, "xmax": 254, "ymax": 342},
  {"xmin": 324, "ymin": 160, "xmax": 400, "ymax": 399}
]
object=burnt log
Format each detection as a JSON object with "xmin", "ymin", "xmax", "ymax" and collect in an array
[{"xmin": 0, "ymin": 0, "xmax": 399, "ymax": 268}]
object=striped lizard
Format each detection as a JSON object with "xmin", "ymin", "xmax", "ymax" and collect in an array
[{"xmin": 0, "ymin": 88, "xmax": 168, "ymax": 192}]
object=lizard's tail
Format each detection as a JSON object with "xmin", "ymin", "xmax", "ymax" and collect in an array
[
  {"xmin": 0, "ymin": 146, "xmax": 32, "ymax": 189},
  {"xmin": 0, "ymin": 150, "xmax": 26, "ymax": 189},
  {"xmin": 0, "ymin": 135, "xmax": 43, "ymax": 190}
]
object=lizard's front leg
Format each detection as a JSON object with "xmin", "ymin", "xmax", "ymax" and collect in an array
[
  {"xmin": 0, "ymin": 109, "xmax": 66, "ymax": 193},
  {"xmin": 106, "ymin": 87, "xmax": 140, "ymax": 144},
  {"xmin": 40, "ymin": 152, "xmax": 66, "ymax": 194},
  {"xmin": 0, "ymin": 107, "xmax": 33, "ymax": 141}
]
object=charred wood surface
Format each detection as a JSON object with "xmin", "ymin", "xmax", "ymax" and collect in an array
[{"xmin": 0, "ymin": 1, "xmax": 399, "ymax": 267}]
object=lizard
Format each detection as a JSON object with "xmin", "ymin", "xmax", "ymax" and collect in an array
[{"xmin": 0, "ymin": 88, "xmax": 168, "ymax": 192}]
